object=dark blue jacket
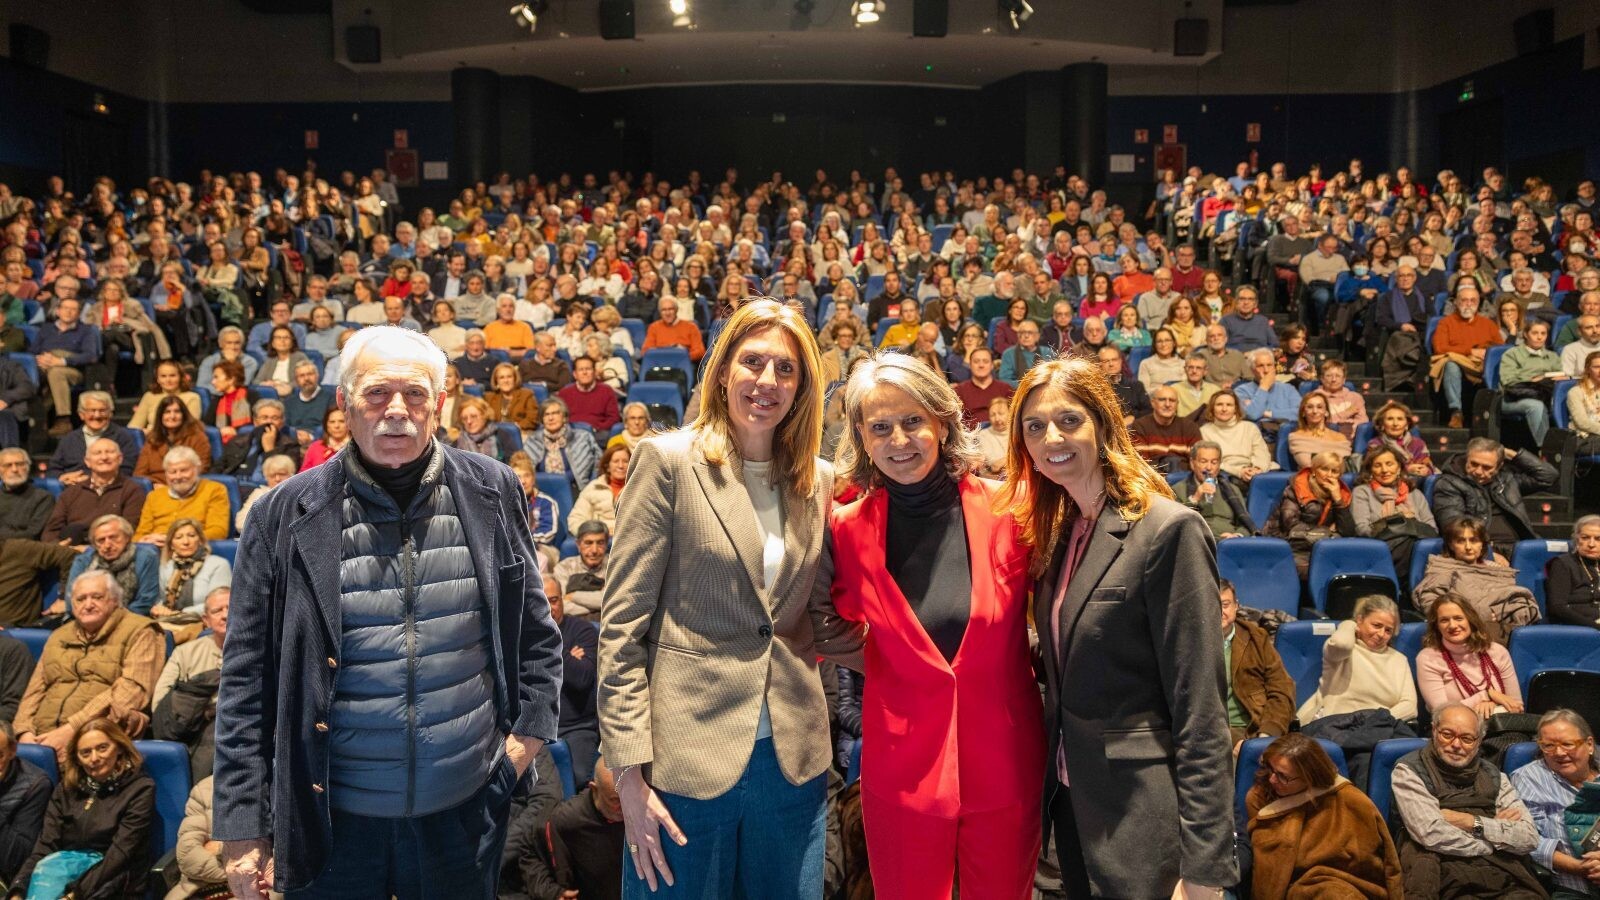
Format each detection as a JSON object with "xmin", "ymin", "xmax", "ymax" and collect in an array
[
  {"xmin": 29, "ymin": 320, "xmax": 99, "ymax": 367},
  {"xmin": 212, "ymin": 443, "xmax": 563, "ymax": 890}
]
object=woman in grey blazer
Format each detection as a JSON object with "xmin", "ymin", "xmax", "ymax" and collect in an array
[
  {"xmin": 599, "ymin": 299, "xmax": 849, "ymax": 899},
  {"xmin": 998, "ymin": 357, "xmax": 1238, "ymax": 899}
]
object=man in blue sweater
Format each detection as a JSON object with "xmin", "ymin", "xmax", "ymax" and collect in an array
[
  {"xmin": 30, "ymin": 297, "xmax": 99, "ymax": 435},
  {"xmin": 1220, "ymin": 287, "xmax": 1279, "ymax": 353}
]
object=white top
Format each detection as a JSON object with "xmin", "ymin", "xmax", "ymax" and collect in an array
[
  {"xmin": 741, "ymin": 458, "xmax": 785, "ymax": 741},
  {"xmin": 1297, "ymin": 619, "xmax": 1418, "ymax": 723}
]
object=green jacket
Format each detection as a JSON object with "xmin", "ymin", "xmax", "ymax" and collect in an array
[{"xmin": 1499, "ymin": 343, "xmax": 1564, "ymax": 386}]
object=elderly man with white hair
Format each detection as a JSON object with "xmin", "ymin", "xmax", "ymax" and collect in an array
[
  {"xmin": 13, "ymin": 570, "xmax": 165, "ymax": 759},
  {"xmin": 215, "ymin": 325, "xmax": 562, "ymax": 899},
  {"xmin": 135, "ymin": 445, "xmax": 230, "ymax": 543}
]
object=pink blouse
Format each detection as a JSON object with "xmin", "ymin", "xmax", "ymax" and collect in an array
[{"xmin": 1415, "ymin": 641, "xmax": 1520, "ymax": 713}]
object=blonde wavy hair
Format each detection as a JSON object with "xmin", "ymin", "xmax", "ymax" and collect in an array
[
  {"xmin": 693, "ymin": 298, "xmax": 824, "ymax": 499},
  {"xmin": 996, "ymin": 357, "xmax": 1174, "ymax": 576},
  {"xmin": 834, "ymin": 352, "xmax": 982, "ymax": 490}
]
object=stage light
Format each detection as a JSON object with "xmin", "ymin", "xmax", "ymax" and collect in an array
[
  {"xmin": 1001, "ymin": 0, "xmax": 1033, "ymax": 30},
  {"xmin": 510, "ymin": 1, "xmax": 548, "ymax": 32},
  {"xmin": 668, "ymin": 0, "xmax": 691, "ymax": 27},
  {"xmin": 852, "ymin": 1, "xmax": 882, "ymax": 26}
]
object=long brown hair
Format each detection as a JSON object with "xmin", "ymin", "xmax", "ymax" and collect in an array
[
  {"xmin": 996, "ymin": 357, "xmax": 1174, "ymax": 576},
  {"xmin": 1422, "ymin": 595, "xmax": 1493, "ymax": 653},
  {"xmin": 692, "ymin": 298, "xmax": 824, "ymax": 499},
  {"xmin": 62, "ymin": 717, "xmax": 142, "ymax": 795}
]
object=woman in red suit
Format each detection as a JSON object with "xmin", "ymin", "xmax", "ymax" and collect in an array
[{"xmin": 810, "ymin": 352, "xmax": 1046, "ymax": 899}]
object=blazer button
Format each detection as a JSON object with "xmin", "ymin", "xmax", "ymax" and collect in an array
[
  {"xmin": 311, "ymin": 783, "xmax": 324, "ymax": 793},
  {"xmin": 327, "ymin": 657, "xmax": 338, "ymax": 668},
  {"xmin": 314, "ymin": 722, "xmax": 329, "ymax": 733},
  {"xmin": 758, "ymin": 625, "xmax": 772, "ymax": 639}
]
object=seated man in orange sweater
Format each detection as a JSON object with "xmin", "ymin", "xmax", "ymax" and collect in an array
[
  {"xmin": 1430, "ymin": 282, "xmax": 1502, "ymax": 428},
  {"xmin": 482, "ymin": 293, "xmax": 537, "ymax": 361},
  {"xmin": 641, "ymin": 296, "xmax": 705, "ymax": 362}
]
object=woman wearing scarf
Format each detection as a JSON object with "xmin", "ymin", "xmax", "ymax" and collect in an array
[
  {"xmin": 67, "ymin": 514, "xmax": 161, "ymax": 617},
  {"xmin": 1352, "ymin": 446, "xmax": 1439, "ymax": 600},
  {"xmin": 5, "ymin": 719, "xmax": 157, "ymax": 900},
  {"xmin": 1415, "ymin": 597, "xmax": 1524, "ymax": 723},
  {"xmin": 524, "ymin": 397, "xmax": 598, "ymax": 490},
  {"xmin": 205, "ymin": 359, "xmax": 255, "ymax": 443},
  {"xmin": 452, "ymin": 396, "xmax": 503, "ymax": 462},
  {"xmin": 1365, "ymin": 400, "xmax": 1436, "ymax": 477},
  {"xmin": 153, "ymin": 517, "xmax": 231, "ymax": 618},
  {"xmin": 568, "ymin": 444, "xmax": 628, "ymax": 537},
  {"xmin": 1264, "ymin": 451, "xmax": 1358, "ymax": 578}
]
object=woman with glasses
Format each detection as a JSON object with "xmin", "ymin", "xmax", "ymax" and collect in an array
[
  {"xmin": 1244, "ymin": 733, "xmax": 1403, "ymax": 899},
  {"xmin": 1508, "ymin": 709, "xmax": 1600, "ymax": 897}
]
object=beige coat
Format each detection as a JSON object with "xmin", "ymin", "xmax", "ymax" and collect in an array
[
  {"xmin": 598, "ymin": 429, "xmax": 838, "ymax": 799},
  {"xmin": 84, "ymin": 298, "xmax": 173, "ymax": 364}
]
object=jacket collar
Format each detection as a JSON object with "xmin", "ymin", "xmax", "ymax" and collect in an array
[
  {"xmin": 1255, "ymin": 776, "xmax": 1350, "ymax": 820},
  {"xmin": 1037, "ymin": 502, "xmax": 1133, "ymax": 663},
  {"xmin": 690, "ymin": 454, "xmax": 815, "ymax": 612}
]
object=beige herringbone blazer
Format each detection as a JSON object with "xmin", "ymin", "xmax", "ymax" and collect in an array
[{"xmin": 598, "ymin": 429, "xmax": 835, "ymax": 800}]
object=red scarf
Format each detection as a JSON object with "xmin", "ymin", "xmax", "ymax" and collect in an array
[
  {"xmin": 1367, "ymin": 476, "xmax": 1410, "ymax": 504},
  {"xmin": 1442, "ymin": 643, "xmax": 1506, "ymax": 699},
  {"xmin": 1291, "ymin": 470, "xmax": 1350, "ymax": 527}
]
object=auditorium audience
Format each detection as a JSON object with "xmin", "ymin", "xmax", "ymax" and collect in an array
[
  {"xmin": 216, "ymin": 397, "xmax": 303, "ymax": 477},
  {"xmin": 65, "ymin": 515, "xmax": 161, "ymax": 617},
  {"xmin": 1180, "ymin": 441, "xmax": 1255, "ymax": 539},
  {"xmin": 1265, "ymin": 452, "xmax": 1358, "ymax": 577},
  {"xmin": 165, "ymin": 776, "xmax": 228, "ymax": 900},
  {"xmin": 1136, "ymin": 328, "xmax": 1184, "ymax": 391},
  {"xmin": 1545, "ymin": 516, "xmax": 1600, "ymax": 629},
  {"xmin": 453, "ymin": 395, "xmax": 504, "ymax": 462},
  {"xmin": 486, "ymin": 361, "xmax": 540, "ymax": 430},
  {"xmin": 1415, "ymin": 597, "xmax": 1524, "ymax": 719},
  {"xmin": 5, "ymin": 718, "xmax": 156, "ymax": 900},
  {"xmin": 1236, "ymin": 348, "xmax": 1302, "ymax": 443},
  {"xmin": 1130, "ymin": 385, "xmax": 1201, "ymax": 473},
  {"xmin": 1390, "ymin": 704, "xmax": 1544, "ymax": 899},
  {"xmin": 552, "ymin": 521, "xmax": 608, "ymax": 619},
  {"xmin": 1366, "ymin": 400, "xmax": 1435, "ymax": 477},
  {"xmin": 569, "ymin": 444, "xmax": 627, "ymax": 538},
  {"xmin": 125, "ymin": 360, "xmax": 202, "ymax": 432},
  {"xmin": 0, "ymin": 722, "xmax": 52, "ymax": 888},
  {"xmin": 133, "ymin": 397, "xmax": 211, "ymax": 486},
  {"xmin": 0, "ymin": 536, "xmax": 77, "ymax": 627},
  {"xmin": 514, "ymin": 751, "xmax": 625, "ymax": 900},
  {"xmin": 1244, "ymin": 733, "xmax": 1402, "ymax": 900},
  {"xmin": 1298, "ymin": 595, "xmax": 1418, "ymax": 725},
  {"xmin": 45, "ymin": 392, "xmax": 138, "ymax": 478},
  {"xmin": 1195, "ymin": 322, "xmax": 1253, "ymax": 388}
]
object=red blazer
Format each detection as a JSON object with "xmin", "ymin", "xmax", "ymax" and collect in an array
[{"xmin": 828, "ymin": 474, "xmax": 1046, "ymax": 817}]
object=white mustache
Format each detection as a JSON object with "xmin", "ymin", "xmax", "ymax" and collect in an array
[{"xmin": 374, "ymin": 419, "xmax": 419, "ymax": 437}]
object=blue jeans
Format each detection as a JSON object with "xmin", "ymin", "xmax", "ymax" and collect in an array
[
  {"xmin": 1503, "ymin": 396, "xmax": 1551, "ymax": 445},
  {"xmin": 623, "ymin": 737, "xmax": 826, "ymax": 900},
  {"xmin": 288, "ymin": 754, "xmax": 519, "ymax": 899},
  {"xmin": 1304, "ymin": 282, "xmax": 1334, "ymax": 333},
  {"xmin": 1441, "ymin": 360, "xmax": 1465, "ymax": 412}
]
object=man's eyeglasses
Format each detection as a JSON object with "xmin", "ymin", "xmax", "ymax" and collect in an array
[
  {"xmin": 1538, "ymin": 739, "xmax": 1593, "ymax": 754},
  {"xmin": 1435, "ymin": 729, "xmax": 1481, "ymax": 747}
]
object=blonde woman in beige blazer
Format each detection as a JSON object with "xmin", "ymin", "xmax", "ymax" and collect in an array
[{"xmin": 600, "ymin": 299, "xmax": 861, "ymax": 898}]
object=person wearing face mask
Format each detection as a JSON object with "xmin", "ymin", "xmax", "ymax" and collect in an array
[
  {"xmin": 5, "ymin": 717, "xmax": 157, "ymax": 900},
  {"xmin": 599, "ymin": 300, "xmax": 843, "ymax": 899},
  {"xmin": 809, "ymin": 352, "xmax": 1043, "ymax": 899}
]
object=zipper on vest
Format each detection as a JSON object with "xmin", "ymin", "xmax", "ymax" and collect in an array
[{"xmin": 401, "ymin": 518, "xmax": 419, "ymax": 817}]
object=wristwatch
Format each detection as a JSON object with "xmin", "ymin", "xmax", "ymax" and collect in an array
[{"xmin": 1472, "ymin": 816, "xmax": 1485, "ymax": 840}]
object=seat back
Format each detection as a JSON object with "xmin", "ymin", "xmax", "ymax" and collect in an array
[
  {"xmin": 1234, "ymin": 736, "xmax": 1348, "ymax": 824},
  {"xmin": 35, "ymin": 477, "xmax": 62, "ymax": 499},
  {"xmin": 1127, "ymin": 345, "xmax": 1152, "ymax": 378},
  {"xmin": 1509, "ymin": 627, "xmax": 1600, "ymax": 700},
  {"xmin": 1274, "ymin": 620, "xmax": 1340, "ymax": 707},
  {"xmin": 1246, "ymin": 471, "xmax": 1293, "ymax": 530},
  {"xmin": 627, "ymin": 382, "xmax": 685, "ymax": 427},
  {"xmin": 639, "ymin": 347, "xmax": 694, "ymax": 392},
  {"xmin": 209, "ymin": 539, "xmax": 238, "ymax": 566},
  {"xmin": 202, "ymin": 475, "xmax": 242, "ymax": 536},
  {"xmin": 1511, "ymin": 539, "xmax": 1569, "ymax": 613},
  {"xmin": 1308, "ymin": 538, "xmax": 1398, "ymax": 613},
  {"xmin": 1483, "ymin": 344, "xmax": 1510, "ymax": 390},
  {"xmin": 134, "ymin": 740, "xmax": 192, "ymax": 857},
  {"xmin": 10, "ymin": 627, "xmax": 51, "ymax": 660},
  {"xmin": 1553, "ymin": 379, "xmax": 1576, "ymax": 430},
  {"xmin": 1500, "ymin": 741, "xmax": 1540, "ymax": 776},
  {"xmin": 1368, "ymin": 738, "xmax": 1429, "ymax": 825},
  {"xmin": 1409, "ymin": 537, "xmax": 1444, "ymax": 591},
  {"xmin": 643, "ymin": 365, "xmax": 690, "ymax": 403},
  {"xmin": 1216, "ymin": 537, "xmax": 1300, "ymax": 616},
  {"xmin": 1525, "ymin": 669, "xmax": 1600, "ymax": 735},
  {"xmin": 497, "ymin": 423, "xmax": 524, "ymax": 454},
  {"xmin": 1274, "ymin": 423, "xmax": 1297, "ymax": 471},
  {"xmin": 547, "ymin": 738, "xmax": 577, "ymax": 799},
  {"xmin": 1324, "ymin": 573, "xmax": 1398, "ymax": 621},
  {"xmin": 16, "ymin": 742, "xmax": 59, "ymax": 783},
  {"xmin": 1394, "ymin": 622, "xmax": 1428, "ymax": 676}
]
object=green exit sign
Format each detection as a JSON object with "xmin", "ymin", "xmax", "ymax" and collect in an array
[{"xmin": 1458, "ymin": 80, "xmax": 1475, "ymax": 102}]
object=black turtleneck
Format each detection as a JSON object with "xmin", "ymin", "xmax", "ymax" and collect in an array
[
  {"xmin": 360, "ymin": 445, "xmax": 432, "ymax": 514},
  {"xmin": 884, "ymin": 466, "xmax": 971, "ymax": 663}
]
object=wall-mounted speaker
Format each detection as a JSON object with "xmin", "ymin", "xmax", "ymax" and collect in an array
[
  {"xmin": 346, "ymin": 25, "xmax": 381, "ymax": 64},
  {"xmin": 599, "ymin": 0, "xmax": 636, "ymax": 40},
  {"xmin": 913, "ymin": 0, "xmax": 948, "ymax": 38},
  {"xmin": 1174, "ymin": 18, "xmax": 1208, "ymax": 57},
  {"xmin": 8, "ymin": 23, "xmax": 51, "ymax": 69},
  {"xmin": 1512, "ymin": 8, "xmax": 1553, "ymax": 56}
]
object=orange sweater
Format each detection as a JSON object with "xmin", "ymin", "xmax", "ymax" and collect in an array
[
  {"xmin": 642, "ymin": 319, "xmax": 706, "ymax": 362},
  {"xmin": 1431, "ymin": 313, "xmax": 1502, "ymax": 356}
]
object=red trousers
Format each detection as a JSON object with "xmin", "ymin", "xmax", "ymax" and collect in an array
[{"xmin": 861, "ymin": 790, "xmax": 1041, "ymax": 899}]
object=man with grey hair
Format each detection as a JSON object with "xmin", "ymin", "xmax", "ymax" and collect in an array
[
  {"xmin": 199, "ymin": 325, "xmax": 261, "ymax": 388},
  {"xmin": 14, "ymin": 569, "xmax": 165, "ymax": 759},
  {"xmin": 235, "ymin": 454, "xmax": 298, "ymax": 533},
  {"xmin": 218, "ymin": 398, "xmax": 304, "ymax": 478},
  {"xmin": 46, "ymin": 389, "xmax": 138, "ymax": 480},
  {"xmin": 1375, "ymin": 264, "xmax": 1431, "ymax": 391},
  {"xmin": 135, "ymin": 445, "xmax": 230, "ymax": 544},
  {"xmin": 217, "ymin": 325, "xmax": 562, "ymax": 899},
  {"xmin": 1509, "ymin": 708, "xmax": 1600, "ymax": 895},
  {"xmin": 1135, "ymin": 266, "xmax": 1180, "ymax": 331},
  {"xmin": 42, "ymin": 438, "xmax": 146, "ymax": 545},
  {"xmin": 0, "ymin": 447, "xmax": 52, "ymax": 540},
  {"xmin": 284, "ymin": 359, "xmax": 332, "ymax": 442},
  {"xmin": 1432, "ymin": 436, "xmax": 1556, "ymax": 556},
  {"xmin": 1391, "ymin": 702, "xmax": 1543, "ymax": 897}
]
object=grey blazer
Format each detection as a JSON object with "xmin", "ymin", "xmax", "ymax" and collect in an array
[
  {"xmin": 598, "ymin": 429, "xmax": 835, "ymax": 800},
  {"xmin": 1034, "ymin": 496, "xmax": 1238, "ymax": 897}
]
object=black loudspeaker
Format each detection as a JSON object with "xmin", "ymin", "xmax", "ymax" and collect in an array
[
  {"xmin": 1512, "ymin": 8, "xmax": 1553, "ymax": 56},
  {"xmin": 913, "ymin": 0, "xmax": 948, "ymax": 38},
  {"xmin": 345, "ymin": 25, "xmax": 381, "ymax": 64},
  {"xmin": 1173, "ymin": 18, "xmax": 1208, "ymax": 57},
  {"xmin": 8, "ymin": 23, "xmax": 50, "ymax": 69},
  {"xmin": 599, "ymin": 0, "xmax": 635, "ymax": 40}
]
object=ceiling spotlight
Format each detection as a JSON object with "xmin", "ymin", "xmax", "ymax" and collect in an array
[
  {"xmin": 852, "ymin": 1, "xmax": 882, "ymax": 26},
  {"xmin": 510, "ymin": 1, "xmax": 547, "ymax": 31},
  {"xmin": 1000, "ymin": 0, "xmax": 1033, "ymax": 30},
  {"xmin": 668, "ymin": 0, "xmax": 692, "ymax": 27}
]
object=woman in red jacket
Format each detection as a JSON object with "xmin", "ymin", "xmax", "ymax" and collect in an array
[{"xmin": 811, "ymin": 352, "xmax": 1045, "ymax": 899}]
